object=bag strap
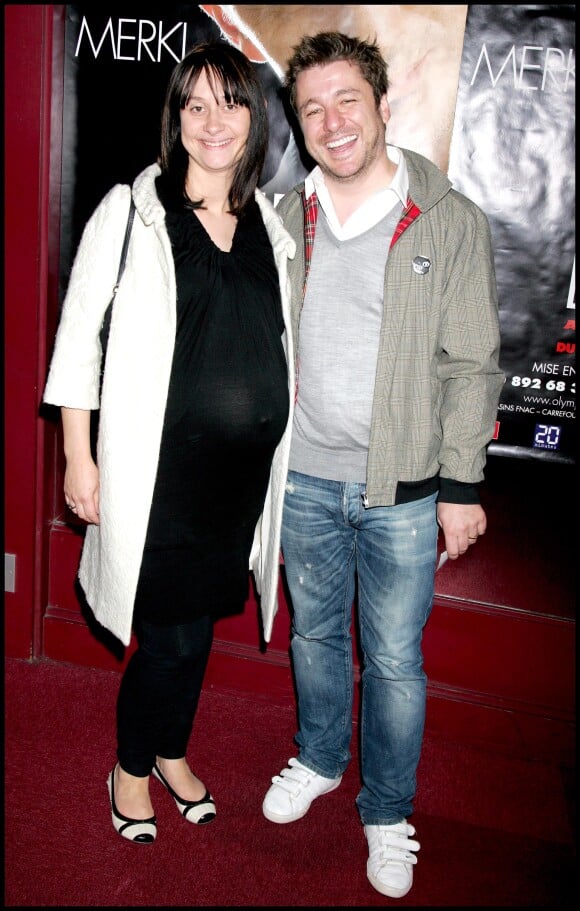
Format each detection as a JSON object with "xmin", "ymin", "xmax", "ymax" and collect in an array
[
  {"xmin": 112, "ymin": 196, "xmax": 136, "ymax": 294},
  {"xmin": 99, "ymin": 196, "xmax": 136, "ymax": 383}
]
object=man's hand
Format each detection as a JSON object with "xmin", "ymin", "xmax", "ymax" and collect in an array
[{"xmin": 437, "ymin": 502, "xmax": 486, "ymax": 560}]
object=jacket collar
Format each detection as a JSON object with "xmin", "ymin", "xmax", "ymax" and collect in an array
[
  {"xmin": 254, "ymin": 188, "xmax": 296, "ymax": 260},
  {"xmin": 131, "ymin": 163, "xmax": 165, "ymax": 225}
]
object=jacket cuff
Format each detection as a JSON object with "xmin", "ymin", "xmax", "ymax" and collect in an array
[{"xmin": 439, "ymin": 477, "xmax": 481, "ymax": 504}]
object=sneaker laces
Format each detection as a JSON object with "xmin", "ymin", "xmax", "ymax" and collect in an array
[
  {"xmin": 270, "ymin": 758, "xmax": 313, "ymax": 795},
  {"xmin": 369, "ymin": 823, "xmax": 420, "ymax": 866}
]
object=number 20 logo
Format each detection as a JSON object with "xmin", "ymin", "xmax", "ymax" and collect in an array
[{"xmin": 533, "ymin": 424, "xmax": 562, "ymax": 450}]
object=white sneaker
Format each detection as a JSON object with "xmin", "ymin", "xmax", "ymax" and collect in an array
[
  {"xmin": 365, "ymin": 821, "xmax": 420, "ymax": 898},
  {"xmin": 262, "ymin": 757, "xmax": 342, "ymax": 823}
]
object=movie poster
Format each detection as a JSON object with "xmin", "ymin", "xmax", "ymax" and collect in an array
[
  {"xmin": 448, "ymin": 5, "xmax": 575, "ymax": 463},
  {"xmin": 57, "ymin": 4, "xmax": 575, "ymax": 462}
]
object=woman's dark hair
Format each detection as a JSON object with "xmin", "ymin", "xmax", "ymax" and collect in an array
[
  {"xmin": 284, "ymin": 32, "xmax": 389, "ymax": 113},
  {"xmin": 159, "ymin": 40, "xmax": 268, "ymax": 215}
]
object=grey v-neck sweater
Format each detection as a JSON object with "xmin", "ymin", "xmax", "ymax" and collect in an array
[{"xmin": 289, "ymin": 205, "xmax": 402, "ymax": 482}]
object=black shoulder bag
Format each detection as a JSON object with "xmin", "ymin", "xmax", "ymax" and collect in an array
[{"xmin": 99, "ymin": 197, "xmax": 136, "ymax": 378}]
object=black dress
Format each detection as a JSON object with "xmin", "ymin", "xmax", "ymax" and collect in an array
[{"xmin": 134, "ymin": 195, "xmax": 289, "ymax": 625}]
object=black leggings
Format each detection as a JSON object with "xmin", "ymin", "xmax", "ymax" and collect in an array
[{"xmin": 116, "ymin": 615, "xmax": 214, "ymax": 777}]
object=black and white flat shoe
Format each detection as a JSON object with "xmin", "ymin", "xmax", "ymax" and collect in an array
[
  {"xmin": 107, "ymin": 765, "xmax": 157, "ymax": 843},
  {"xmin": 153, "ymin": 762, "xmax": 216, "ymax": 825}
]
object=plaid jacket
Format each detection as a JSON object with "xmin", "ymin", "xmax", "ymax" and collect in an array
[{"xmin": 276, "ymin": 146, "xmax": 504, "ymax": 507}]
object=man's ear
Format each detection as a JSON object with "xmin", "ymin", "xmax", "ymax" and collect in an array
[{"xmin": 379, "ymin": 94, "xmax": 390, "ymax": 126}]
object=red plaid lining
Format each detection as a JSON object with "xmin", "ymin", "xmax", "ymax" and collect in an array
[
  {"xmin": 390, "ymin": 196, "xmax": 421, "ymax": 248},
  {"xmin": 300, "ymin": 189, "xmax": 319, "ymax": 295}
]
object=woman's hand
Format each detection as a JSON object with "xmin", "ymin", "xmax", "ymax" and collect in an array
[
  {"xmin": 64, "ymin": 455, "xmax": 100, "ymax": 524},
  {"xmin": 61, "ymin": 407, "xmax": 101, "ymax": 525}
]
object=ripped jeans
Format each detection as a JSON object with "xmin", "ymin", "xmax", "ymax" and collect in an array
[{"xmin": 280, "ymin": 470, "xmax": 438, "ymax": 825}]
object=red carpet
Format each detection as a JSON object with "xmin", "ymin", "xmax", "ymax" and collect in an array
[{"xmin": 4, "ymin": 657, "xmax": 575, "ymax": 907}]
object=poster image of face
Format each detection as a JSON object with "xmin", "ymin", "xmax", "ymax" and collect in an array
[{"xmin": 200, "ymin": 4, "xmax": 468, "ymax": 178}]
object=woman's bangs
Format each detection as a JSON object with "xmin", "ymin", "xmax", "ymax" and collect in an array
[{"xmin": 179, "ymin": 59, "xmax": 251, "ymax": 110}]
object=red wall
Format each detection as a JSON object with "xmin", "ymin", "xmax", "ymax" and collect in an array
[{"xmin": 4, "ymin": 4, "xmax": 54, "ymax": 659}]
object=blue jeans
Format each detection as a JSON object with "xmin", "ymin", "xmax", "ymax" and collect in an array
[{"xmin": 281, "ymin": 471, "xmax": 438, "ymax": 826}]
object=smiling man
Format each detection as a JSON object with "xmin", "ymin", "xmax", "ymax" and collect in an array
[{"xmin": 259, "ymin": 32, "xmax": 504, "ymax": 901}]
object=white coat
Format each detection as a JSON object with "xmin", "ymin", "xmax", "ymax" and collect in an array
[{"xmin": 43, "ymin": 163, "xmax": 296, "ymax": 646}]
